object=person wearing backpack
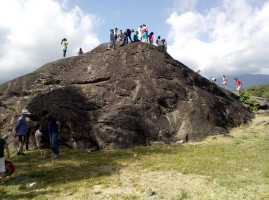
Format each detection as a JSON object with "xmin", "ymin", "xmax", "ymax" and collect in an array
[
  {"xmin": 61, "ymin": 38, "xmax": 68, "ymax": 57},
  {"xmin": 141, "ymin": 25, "xmax": 148, "ymax": 42},
  {"xmin": 120, "ymin": 29, "xmax": 134, "ymax": 47}
]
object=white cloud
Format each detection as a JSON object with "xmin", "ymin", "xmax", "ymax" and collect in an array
[
  {"xmin": 167, "ymin": 0, "xmax": 269, "ymax": 78},
  {"xmin": 0, "ymin": 0, "xmax": 102, "ymax": 83}
]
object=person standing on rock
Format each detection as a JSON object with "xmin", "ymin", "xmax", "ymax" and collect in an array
[
  {"xmin": 141, "ymin": 25, "xmax": 148, "ymax": 43},
  {"xmin": 42, "ymin": 111, "xmax": 61, "ymax": 158},
  {"xmin": 110, "ymin": 29, "xmax": 116, "ymax": 50},
  {"xmin": 15, "ymin": 109, "xmax": 31, "ymax": 155},
  {"xmin": 138, "ymin": 25, "xmax": 142, "ymax": 41},
  {"xmin": 162, "ymin": 39, "xmax": 167, "ymax": 52},
  {"xmin": 148, "ymin": 32, "xmax": 154, "ymax": 44},
  {"xmin": 222, "ymin": 75, "xmax": 227, "ymax": 89},
  {"xmin": 234, "ymin": 78, "xmax": 242, "ymax": 94},
  {"xmin": 61, "ymin": 38, "xmax": 68, "ymax": 57},
  {"xmin": 156, "ymin": 36, "xmax": 163, "ymax": 49},
  {"xmin": 120, "ymin": 29, "xmax": 134, "ymax": 47},
  {"xmin": 118, "ymin": 30, "xmax": 123, "ymax": 41},
  {"xmin": 114, "ymin": 28, "xmax": 118, "ymax": 41}
]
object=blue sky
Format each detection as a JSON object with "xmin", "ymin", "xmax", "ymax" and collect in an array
[{"xmin": 0, "ymin": 0, "xmax": 269, "ymax": 83}]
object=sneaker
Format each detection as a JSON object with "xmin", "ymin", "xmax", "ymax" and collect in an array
[{"xmin": 53, "ymin": 154, "xmax": 59, "ymax": 158}]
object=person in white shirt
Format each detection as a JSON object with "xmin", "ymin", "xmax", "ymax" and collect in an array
[
  {"xmin": 138, "ymin": 25, "xmax": 142, "ymax": 41},
  {"xmin": 34, "ymin": 124, "xmax": 46, "ymax": 158},
  {"xmin": 156, "ymin": 36, "xmax": 163, "ymax": 48}
]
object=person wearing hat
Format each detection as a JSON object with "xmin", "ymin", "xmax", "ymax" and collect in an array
[{"xmin": 15, "ymin": 109, "xmax": 31, "ymax": 155}]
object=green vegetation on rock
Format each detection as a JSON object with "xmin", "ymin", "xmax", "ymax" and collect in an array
[
  {"xmin": 239, "ymin": 92, "xmax": 260, "ymax": 112},
  {"xmin": 243, "ymin": 84, "xmax": 269, "ymax": 99}
]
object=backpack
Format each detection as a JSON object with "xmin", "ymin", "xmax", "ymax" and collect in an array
[{"xmin": 5, "ymin": 160, "xmax": 15, "ymax": 176}]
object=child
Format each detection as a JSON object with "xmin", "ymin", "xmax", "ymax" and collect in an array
[
  {"xmin": 34, "ymin": 124, "xmax": 46, "ymax": 158},
  {"xmin": 148, "ymin": 32, "xmax": 154, "ymax": 44},
  {"xmin": 133, "ymin": 31, "xmax": 139, "ymax": 42},
  {"xmin": 77, "ymin": 48, "xmax": 84, "ymax": 55},
  {"xmin": 118, "ymin": 30, "xmax": 123, "ymax": 41},
  {"xmin": 0, "ymin": 137, "xmax": 10, "ymax": 184}
]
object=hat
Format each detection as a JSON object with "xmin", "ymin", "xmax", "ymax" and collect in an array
[
  {"xmin": 21, "ymin": 109, "xmax": 31, "ymax": 115},
  {"xmin": 162, "ymin": 39, "xmax": 166, "ymax": 42}
]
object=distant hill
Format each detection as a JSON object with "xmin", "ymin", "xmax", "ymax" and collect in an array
[{"xmin": 216, "ymin": 74, "xmax": 269, "ymax": 91}]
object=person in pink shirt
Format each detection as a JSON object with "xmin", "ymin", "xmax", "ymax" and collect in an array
[
  {"xmin": 148, "ymin": 32, "xmax": 154, "ymax": 44},
  {"xmin": 234, "ymin": 78, "xmax": 242, "ymax": 94}
]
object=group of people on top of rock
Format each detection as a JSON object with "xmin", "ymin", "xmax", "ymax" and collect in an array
[
  {"xmin": 210, "ymin": 75, "xmax": 242, "ymax": 94},
  {"xmin": 108, "ymin": 25, "xmax": 167, "ymax": 51}
]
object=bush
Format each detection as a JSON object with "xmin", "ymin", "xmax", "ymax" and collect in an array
[
  {"xmin": 243, "ymin": 84, "xmax": 269, "ymax": 99},
  {"xmin": 239, "ymin": 92, "xmax": 260, "ymax": 112}
]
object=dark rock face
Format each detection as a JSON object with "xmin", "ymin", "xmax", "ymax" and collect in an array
[{"xmin": 0, "ymin": 42, "xmax": 254, "ymax": 149}]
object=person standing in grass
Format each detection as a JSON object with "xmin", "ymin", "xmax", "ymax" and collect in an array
[
  {"xmin": 234, "ymin": 78, "xmax": 242, "ymax": 94},
  {"xmin": 42, "ymin": 111, "xmax": 61, "ymax": 158},
  {"xmin": 15, "ymin": 109, "xmax": 31, "ymax": 155},
  {"xmin": 0, "ymin": 137, "xmax": 10, "ymax": 184}
]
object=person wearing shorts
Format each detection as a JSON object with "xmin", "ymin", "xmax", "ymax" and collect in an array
[
  {"xmin": 222, "ymin": 75, "xmax": 227, "ymax": 89},
  {"xmin": 15, "ymin": 109, "xmax": 31, "ymax": 155},
  {"xmin": 0, "ymin": 137, "xmax": 10, "ymax": 184},
  {"xmin": 234, "ymin": 78, "xmax": 242, "ymax": 94},
  {"xmin": 141, "ymin": 25, "xmax": 148, "ymax": 43}
]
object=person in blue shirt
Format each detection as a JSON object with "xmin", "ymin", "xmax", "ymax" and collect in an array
[
  {"xmin": 42, "ymin": 110, "xmax": 61, "ymax": 157},
  {"xmin": 15, "ymin": 109, "xmax": 31, "ymax": 155}
]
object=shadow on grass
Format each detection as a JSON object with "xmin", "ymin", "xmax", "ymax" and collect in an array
[
  {"xmin": 3, "ymin": 145, "xmax": 180, "ymax": 197},
  {"xmin": 0, "ymin": 190, "xmax": 57, "ymax": 200}
]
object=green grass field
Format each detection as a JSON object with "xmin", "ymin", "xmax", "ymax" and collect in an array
[{"xmin": 1, "ymin": 115, "xmax": 269, "ymax": 200}]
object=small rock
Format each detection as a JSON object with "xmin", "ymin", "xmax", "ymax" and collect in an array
[
  {"xmin": 133, "ymin": 153, "xmax": 138, "ymax": 157},
  {"xmin": 29, "ymin": 182, "xmax": 36, "ymax": 187},
  {"xmin": 176, "ymin": 140, "xmax": 184, "ymax": 144},
  {"xmin": 244, "ymin": 168, "xmax": 249, "ymax": 171},
  {"xmin": 145, "ymin": 187, "xmax": 153, "ymax": 196}
]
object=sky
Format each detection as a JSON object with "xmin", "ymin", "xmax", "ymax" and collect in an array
[{"xmin": 0, "ymin": 0, "xmax": 269, "ymax": 83}]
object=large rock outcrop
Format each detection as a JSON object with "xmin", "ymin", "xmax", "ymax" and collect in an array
[{"xmin": 0, "ymin": 42, "xmax": 254, "ymax": 149}]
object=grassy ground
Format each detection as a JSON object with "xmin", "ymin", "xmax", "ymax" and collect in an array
[{"xmin": 1, "ymin": 115, "xmax": 269, "ymax": 200}]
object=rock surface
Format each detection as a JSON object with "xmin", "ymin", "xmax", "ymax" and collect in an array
[{"xmin": 0, "ymin": 42, "xmax": 254, "ymax": 149}]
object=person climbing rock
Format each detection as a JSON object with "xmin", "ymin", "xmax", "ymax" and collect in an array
[
  {"xmin": 61, "ymin": 38, "xmax": 68, "ymax": 57},
  {"xmin": 120, "ymin": 29, "xmax": 134, "ymax": 47},
  {"xmin": 162, "ymin": 39, "xmax": 167, "ymax": 52},
  {"xmin": 118, "ymin": 30, "xmax": 123, "ymax": 41},
  {"xmin": 138, "ymin": 25, "xmax": 142, "ymax": 41}
]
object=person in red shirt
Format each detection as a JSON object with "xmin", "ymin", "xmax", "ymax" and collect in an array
[{"xmin": 234, "ymin": 78, "xmax": 242, "ymax": 94}]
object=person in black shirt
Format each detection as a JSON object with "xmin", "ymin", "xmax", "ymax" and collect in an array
[{"xmin": 120, "ymin": 29, "xmax": 134, "ymax": 47}]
